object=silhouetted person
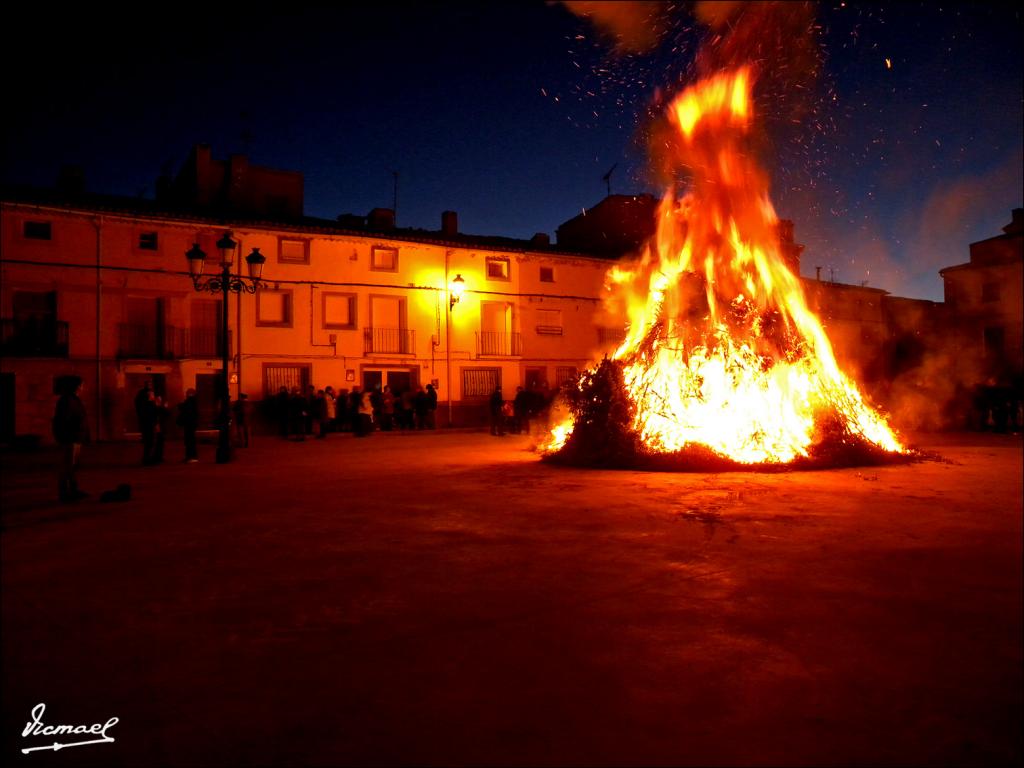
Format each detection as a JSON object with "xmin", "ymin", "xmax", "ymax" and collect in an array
[
  {"xmin": 178, "ymin": 388, "xmax": 200, "ymax": 462},
  {"xmin": 233, "ymin": 393, "xmax": 251, "ymax": 447},
  {"xmin": 306, "ymin": 384, "xmax": 318, "ymax": 436},
  {"xmin": 357, "ymin": 389, "xmax": 374, "ymax": 437},
  {"xmin": 348, "ymin": 386, "xmax": 362, "ymax": 433},
  {"xmin": 324, "ymin": 387, "xmax": 337, "ymax": 435},
  {"xmin": 135, "ymin": 383, "xmax": 158, "ymax": 465},
  {"xmin": 152, "ymin": 395, "xmax": 170, "ymax": 464},
  {"xmin": 425, "ymin": 384, "xmax": 438, "ymax": 429},
  {"xmin": 489, "ymin": 386, "xmax": 506, "ymax": 436},
  {"xmin": 370, "ymin": 386, "xmax": 384, "ymax": 431},
  {"xmin": 531, "ymin": 381, "xmax": 552, "ymax": 431},
  {"xmin": 414, "ymin": 385, "xmax": 429, "ymax": 429},
  {"xmin": 275, "ymin": 386, "xmax": 290, "ymax": 438},
  {"xmin": 335, "ymin": 387, "xmax": 350, "ymax": 432},
  {"xmin": 315, "ymin": 389, "xmax": 330, "ymax": 439},
  {"xmin": 380, "ymin": 385, "xmax": 395, "ymax": 431},
  {"xmin": 398, "ymin": 388, "xmax": 415, "ymax": 430},
  {"xmin": 513, "ymin": 386, "xmax": 530, "ymax": 434},
  {"xmin": 53, "ymin": 375, "xmax": 88, "ymax": 503},
  {"xmin": 290, "ymin": 387, "xmax": 307, "ymax": 441}
]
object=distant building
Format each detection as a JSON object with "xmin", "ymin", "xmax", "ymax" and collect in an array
[
  {"xmin": 155, "ymin": 143, "xmax": 304, "ymax": 219},
  {"xmin": 556, "ymin": 194, "xmax": 659, "ymax": 257},
  {"xmin": 939, "ymin": 208, "xmax": 1024, "ymax": 386},
  {"xmin": 803, "ymin": 280, "xmax": 890, "ymax": 383}
]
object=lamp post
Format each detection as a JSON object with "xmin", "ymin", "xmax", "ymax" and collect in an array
[
  {"xmin": 185, "ymin": 232, "xmax": 266, "ymax": 463},
  {"xmin": 446, "ymin": 273, "xmax": 465, "ymax": 427}
]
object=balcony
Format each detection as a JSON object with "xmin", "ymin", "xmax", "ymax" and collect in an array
[
  {"xmin": 0, "ymin": 318, "xmax": 69, "ymax": 357},
  {"xmin": 118, "ymin": 324, "xmax": 231, "ymax": 359},
  {"xmin": 118, "ymin": 324, "xmax": 178, "ymax": 359},
  {"xmin": 477, "ymin": 331, "xmax": 522, "ymax": 357},
  {"xmin": 186, "ymin": 327, "xmax": 231, "ymax": 358},
  {"xmin": 364, "ymin": 327, "xmax": 415, "ymax": 355}
]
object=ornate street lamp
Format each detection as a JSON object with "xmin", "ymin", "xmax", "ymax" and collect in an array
[{"xmin": 185, "ymin": 232, "xmax": 265, "ymax": 463}]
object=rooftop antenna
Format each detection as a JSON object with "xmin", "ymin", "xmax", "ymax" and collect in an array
[
  {"xmin": 390, "ymin": 170, "xmax": 399, "ymax": 223},
  {"xmin": 602, "ymin": 163, "xmax": 617, "ymax": 197}
]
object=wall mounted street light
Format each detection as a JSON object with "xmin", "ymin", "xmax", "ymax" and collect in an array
[
  {"xmin": 449, "ymin": 273, "xmax": 465, "ymax": 309},
  {"xmin": 446, "ymin": 273, "xmax": 466, "ymax": 427},
  {"xmin": 185, "ymin": 232, "xmax": 266, "ymax": 463}
]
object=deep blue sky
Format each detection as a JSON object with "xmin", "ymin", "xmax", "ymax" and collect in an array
[{"xmin": 3, "ymin": 3, "xmax": 1020, "ymax": 301}]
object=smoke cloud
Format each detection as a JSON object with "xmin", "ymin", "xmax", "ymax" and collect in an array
[
  {"xmin": 561, "ymin": 1, "xmax": 664, "ymax": 55},
  {"xmin": 792, "ymin": 145, "xmax": 1023, "ymax": 301}
]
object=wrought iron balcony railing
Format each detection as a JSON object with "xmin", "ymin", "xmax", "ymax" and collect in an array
[
  {"xmin": 0, "ymin": 318, "xmax": 69, "ymax": 357},
  {"xmin": 186, "ymin": 327, "xmax": 230, "ymax": 358},
  {"xmin": 364, "ymin": 327, "xmax": 415, "ymax": 355},
  {"xmin": 476, "ymin": 331, "xmax": 522, "ymax": 357},
  {"xmin": 117, "ymin": 324, "xmax": 231, "ymax": 359},
  {"xmin": 118, "ymin": 323, "xmax": 180, "ymax": 359}
]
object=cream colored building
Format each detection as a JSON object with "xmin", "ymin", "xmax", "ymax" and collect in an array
[{"xmin": 1, "ymin": 184, "xmax": 620, "ymax": 442}]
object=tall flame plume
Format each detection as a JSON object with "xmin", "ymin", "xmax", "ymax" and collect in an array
[{"xmin": 545, "ymin": 65, "xmax": 905, "ymax": 466}]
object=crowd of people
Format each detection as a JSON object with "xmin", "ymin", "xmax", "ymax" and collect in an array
[
  {"xmin": 133, "ymin": 383, "xmax": 201, "ymax": 465},
  {"xmin": 270, "ymin": 382, "xmax": 440, "ymax": 439},
  {"xmin": 49, "ymin": 377, "xmax": 560, "ymax": 500},
  {"xmin": 488, "ymin": 383, "xmax": 558, "ymax": 437}
]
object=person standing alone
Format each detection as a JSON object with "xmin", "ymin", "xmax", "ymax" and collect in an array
[
  {"xmin": 53, "ymin": 375, "xmax": 89, "ymax": 502},
  {"xmin": 135, "ymin": 382, "xmax": 157, "ymax": 465},
  {"xmin": 489, "ymin": 385, "xmax": 506, "ymax": 436},
  {"xmin": 233, "ymin": 392, "xmax": 251, "ymax": 447}
]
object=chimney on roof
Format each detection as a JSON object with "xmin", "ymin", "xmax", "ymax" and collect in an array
[
  {"xmin": 776, "ymin": 218, "xmax": 804, "ymax": 274},
  {"xmin": 368, "ymin": 207, "xmax": 395, "ymax": 230},
  {"xmin": 530, "ymin": 233, "xmax": 551, "ymax": 247},
  {"xmin": 442, "ymin": 210, "xmax": 458, "ymax": 237},
  {"xmin": 1004, "ymin": 208, "xmax": 1024, "ymax": 235}
]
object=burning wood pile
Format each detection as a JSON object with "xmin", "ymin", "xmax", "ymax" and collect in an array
[{"xmin": 543, "ymin": 27, "xmax": 912, "ymax": 470}]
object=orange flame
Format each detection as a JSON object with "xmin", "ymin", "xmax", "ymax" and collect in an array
[{"xmin": 545, "ymin": 67, "xmax": 904, "ymax": 463}]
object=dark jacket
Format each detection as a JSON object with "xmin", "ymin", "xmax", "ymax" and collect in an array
[
  {"xmin": 135, "ymin": 387, "xmax": 154, "ymax": 431},
  {"xmin": 155, "ymin": 401, "xmax": 171, "ymax": 433},
  {"xmin": 233, "ymin": 399, "xmax": 250, "ymax": 425},
  {"xmin": 177, "ymin": 397, "xmax": 200, "ymax": 431},
  {"xmin": 53, "ymin": 394, "xmax": 88, "ymax": 444},
  {"xmin": 513, "ymin": 389, "xmax": 530, "ymax": 416},
  {"xmin": 489, "ymin": 389, "xmax": 504, "ymax": 415}
]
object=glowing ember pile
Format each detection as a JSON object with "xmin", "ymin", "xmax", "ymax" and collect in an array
[{"xmin": 543, "ymin": 65, "xmax": 908, "ymax": 470}]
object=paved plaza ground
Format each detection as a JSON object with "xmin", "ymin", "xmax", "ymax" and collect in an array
[{"xmin": 2, "ymin": 429, "xmax": 1022, "ymax": 766}]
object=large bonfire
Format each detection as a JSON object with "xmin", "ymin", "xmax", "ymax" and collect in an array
[{"xmin": 543, "ymin": 53, "xmax": 908, "ymax": 469}]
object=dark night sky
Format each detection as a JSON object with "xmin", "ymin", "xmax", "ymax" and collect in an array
[{"xmin": 3, "ymin": 2, "xmax": 1021, "ymax": 301}]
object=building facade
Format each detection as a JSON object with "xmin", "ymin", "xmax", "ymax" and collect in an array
[
  {"xmin": 1, "ymin": 185, "xmax": 620, "ymax": 443},
  {"xmin": 939, "ymin": 208, "xmax": 1024, "ymax": 386},
  {"xmin": 2, "ymin": 149, "xmax": 1020, "ymax": 443}
]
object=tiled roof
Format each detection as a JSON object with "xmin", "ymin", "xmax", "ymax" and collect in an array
[{"xmin": 1, "ymin": 184, "xmax": 616, "ymax": 260}]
